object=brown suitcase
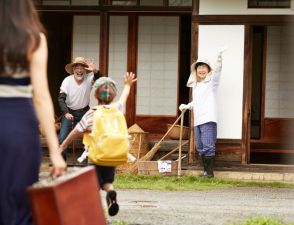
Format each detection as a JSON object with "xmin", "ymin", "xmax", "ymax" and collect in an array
[{"xmin": 27, "ymin": 166, "xmax": 107, "ymax": 225}]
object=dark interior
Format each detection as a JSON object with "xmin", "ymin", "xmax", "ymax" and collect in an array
[{"xmin": 40, "ymin": 12, "xmax": 73, "ymax": 116}]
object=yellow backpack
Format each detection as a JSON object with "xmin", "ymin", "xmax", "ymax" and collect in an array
[{"xmin": 83, "ymin": 105, "xmax": 129, "ymax": 166}]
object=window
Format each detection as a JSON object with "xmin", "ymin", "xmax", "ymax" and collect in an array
[
  {"xmin": 34, "ymin": 0, "xmax": 192, "ymax": 8},
  {"xmin": 248, "ymin": 0, "xmax": 291, "ymax": 8},
  {"xmin": 33, "ymin": 0, "xmax": 100, "ymax": 6},
  {"xmin": 140, "ymin": 0, "xmax": 164, "ymax": 6},
  {"xmin": 137, "ymin": 16, "xmax": 179, "ymax": 116},
  {"xmin": 112, "ymin": 0, "xmax": 137, "ymax": 6},
  {"xmin": 42, "ymin": 0, "xmax": 70, "ymax": 5},
  {"xmin": 169, "ymin": 0, "xmax": 192, "ymax": 6}
]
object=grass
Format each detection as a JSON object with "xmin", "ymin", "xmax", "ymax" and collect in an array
[
  {"xmin": 110, "ymin": 220, "xmax": 129, "ymax": 225},
  {"xmin": 114, "ymin": 174, "xmax": 294, "ymax": 191},
  {"xmin": 109, "ymin": 216, "xmax": 293, "ymax": 225},
  {"xmin": 227, "ymin": 217, "xmax": 294, "ymax": 225}
]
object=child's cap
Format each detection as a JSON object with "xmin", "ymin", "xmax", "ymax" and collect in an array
[
  {"xmin": 93, "ymin": 77, "xmax": 117, "ymax": 103},
  {"xmin": 191, "ymin": 58, "xmax": 212, "ymax": 73}
]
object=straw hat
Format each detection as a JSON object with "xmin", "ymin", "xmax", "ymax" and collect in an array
[{"xmin": 65, "ymin": 57, "xmax": 89, "ymax": 74}]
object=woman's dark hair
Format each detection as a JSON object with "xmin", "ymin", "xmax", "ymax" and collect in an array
[
  {"xmin": 196, "ymin": 62, "xmax": 211, "ymax": 72},
  {"xmin": 0, "ymin": 0, "xmax": 44, "ymax": 76}
]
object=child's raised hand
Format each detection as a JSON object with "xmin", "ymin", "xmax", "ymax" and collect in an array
[
  {"xmin": 123, "ymin": 72, "xmax": 137, "ymax": 86},
  {"xmin": 218, "ymin": 45, "xmax": 228, "ymax": 56},
  {"xmin": 216, "ymin": 45, "xmax": 228, "ymax": 63}
]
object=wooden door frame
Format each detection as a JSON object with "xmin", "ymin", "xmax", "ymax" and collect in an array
[
  {"xmin": 99, "ymin": 11, "xmax": 109, "ymax": 76},
  {"xmin": 242, "ymin": 25, "xmax": 253, "ymax": 164},
  {"xmin": 188, "ymin": 0, "xmax": 199, "ymax": 163}
]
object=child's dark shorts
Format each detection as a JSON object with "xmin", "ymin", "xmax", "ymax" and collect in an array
[{"xmin": 94, "ymin": 165, "xmax": 115, "ymax": 189}]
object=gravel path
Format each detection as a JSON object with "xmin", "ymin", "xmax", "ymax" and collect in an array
[{"xmin": 103, "ymin": 187, "xmax": 294, "ymax": 225}]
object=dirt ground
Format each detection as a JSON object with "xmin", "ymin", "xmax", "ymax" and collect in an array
[{"xmin": 104, "ymin": 187, "xmax": 294, "ymax": 225}]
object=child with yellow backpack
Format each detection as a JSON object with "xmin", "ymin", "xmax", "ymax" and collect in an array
[{"xmin": 59, "ymin": 72, "xmax": 136, "ymax": 216}]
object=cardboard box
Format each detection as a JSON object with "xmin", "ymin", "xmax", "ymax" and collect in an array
[{"xmin": 137, "ymin": 161, "xmax": 179, "ymax": 176}]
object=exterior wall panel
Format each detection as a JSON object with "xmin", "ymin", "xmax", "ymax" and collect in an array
[{"xmin": 198, "ymin": 25, "xmax": 245, "ymax": 139}]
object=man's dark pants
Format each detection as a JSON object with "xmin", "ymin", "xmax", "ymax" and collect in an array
[{"xmin": 58, "ymin": 107, "xmax": 89, "ymax": 161}]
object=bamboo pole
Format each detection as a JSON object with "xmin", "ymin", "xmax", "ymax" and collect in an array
[
  {"xmin": 158, "ymin": 141, "xmax": 189, "ymax": 161},
  {"xmin": 140, "ymin": 111, "xmax": 185, "ymax": 161},
  {"xmin": 177, "ymin": 110, "xmax": 186, "ymax": 177},
  {"xmin": 137, "ymin": 134, "xmax": 142, "ymax": 159}
]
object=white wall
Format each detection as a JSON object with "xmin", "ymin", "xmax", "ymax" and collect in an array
[
  {"xmin": 198, "ymin": 25, "xmax": 244, "ymax": 139},
  {"xmin": 200, "ymin": 0, "xmax": 294, "ymax": 15}
]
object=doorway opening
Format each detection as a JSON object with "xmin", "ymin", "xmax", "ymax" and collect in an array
[
  {"xmin": 249, "ymin": 25, "xmax": 294, "ymax": 165},
  {"xmin": 250, "ymin": 26, "xmax": 264, "ymax": 140},
  {"xmin": 40, "ymin": 12, "xmax": 73, "ymax": 116},
  {"xmin": 179, "ymin": 15, "xmax": 191, "ymax": 126}
]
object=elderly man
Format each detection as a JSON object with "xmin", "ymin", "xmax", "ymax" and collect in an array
[{"xmin": 58, "ymin": 57, "xmax": 101, "ymax": 160}]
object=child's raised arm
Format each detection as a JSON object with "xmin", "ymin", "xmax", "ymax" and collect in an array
[
  {"xmin": 119, "ymin": 72, "xmax": 137, "ymax": 105},
  {"xmin": 215, "ymin": 45, "xmax": 227, "ymax": 73}
]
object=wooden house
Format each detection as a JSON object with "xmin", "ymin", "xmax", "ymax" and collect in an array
[{"xmin": 35, "ymin": 0, "xmax": 294, "ymax": 166}]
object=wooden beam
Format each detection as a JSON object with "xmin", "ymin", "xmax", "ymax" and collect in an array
[
  {"xmin": 192, "ymin": 0, "xmax": 199, "ymax": 16},
  {"xmin": 126, "ymin": 14, "xmax": 138, "ymax": 126},
  {"xmin": 36, "ymin": 5, "xmax": 191, "ymax": 13},
  {"xmin": 99, "ymin": 11, "xmax": 109, "ymax": 76},
  {"xmin": 192, "ymin": 15, "xmax": 292, "ymax": 25},
  {"xmin": 241, "ymin": 25, "xmax": 253, "ymax": 164},
  {"xmin": 188, "ymin": 0, "xmax": 199, "ymax": 164}
]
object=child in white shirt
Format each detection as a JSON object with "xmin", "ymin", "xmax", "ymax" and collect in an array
[
  {"xmin": 179, "ymin": 48, "xmax": 226, "ymax": 178},
  {"xmin": 59, "ymin": 73, "xmax": 136, "ymax": 216}
]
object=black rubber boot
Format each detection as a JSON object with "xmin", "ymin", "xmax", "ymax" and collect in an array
[
  {"xmin": 199, "ymin": 155, "xmax": 208, "ymax": 177},
  {"xmin": 204, "ymin": 156, "xmax": 215, "ymax": 178}
]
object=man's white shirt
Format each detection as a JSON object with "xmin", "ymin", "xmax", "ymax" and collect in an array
[{"xmin": 60, "ymin": 73, "xmax": 93, "ymax": 110}]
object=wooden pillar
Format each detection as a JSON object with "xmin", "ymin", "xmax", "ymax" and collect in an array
[
  {"xmin": 241, "ymin": 25, "xmax": 253, "ymax": 164},
  {"xmin": 188, "ymin": 0, "xmax": 199, "ymax": 164},
  {"xmin": 126, "ymin": 14, "xmax": 138, "ymax": 127},
  {"xmin": 99, "ymin": 11, "xmax": 109, "ymax": 76}
]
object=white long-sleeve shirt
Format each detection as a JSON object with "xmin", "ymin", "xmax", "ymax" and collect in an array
[{"xmin": 189, "ymin": 59, "xmax": 222, "ymax": 126}]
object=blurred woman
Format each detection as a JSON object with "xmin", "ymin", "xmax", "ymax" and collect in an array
[{"xmin": 0, "ymin": 0, "xmax": 67, "ymax": 224}]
